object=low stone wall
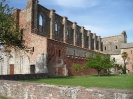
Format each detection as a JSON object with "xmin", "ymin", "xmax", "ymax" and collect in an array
[
  {"xmin": 0, "ymin": 80, "xmax": 133, "ymax": 99},
  {"xmin": 0, "ymin": 73, "xmax": 48, "ymax": 80}
]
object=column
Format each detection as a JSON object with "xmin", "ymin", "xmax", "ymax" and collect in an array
[
  {"xmin": 93, "ymin": 33, "xmax": 96, "ymax": 50},
  {"xmin": 50, "ymin": 9, "xmax": 55, "ymax": 39},
  {"xmin": 63, "ymin": 17, "xmax": 68, "ymax": 43},
  {"xmin": 73, "ymin": 22, "xmax": 77, "ymax": 46},
  {"xmin": 81, "ymin": 26, "xmax": 84, "ymax": 48},
  {"xmin": 88, "ymin": 30, "xmax": 91, "ymax": 50},
  {"xmin": 98, "ymin": 36, "xmax": 101, "ymax": 51}
]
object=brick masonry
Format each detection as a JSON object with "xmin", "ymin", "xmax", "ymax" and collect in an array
[
  {"xmin": 0, "ymin": 0, "xmax": 132, "ymax": 76},
  {"xmin": 0, "ymin": 80, "xmax": 133, "ymax": 99}
]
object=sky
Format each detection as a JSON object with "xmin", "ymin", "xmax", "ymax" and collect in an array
[{"xmin": 7, "ymin": 0, "xmax": 133, "ymax": 43}]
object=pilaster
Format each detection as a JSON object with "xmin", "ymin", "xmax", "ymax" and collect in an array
[
  {"xmin": 50, "ymin": 9, "xmax": 56, "ymax": 39},
  {"xmin": 13, "ymin": 9, "xmax": 21, "ymax": 28},
  {"xmin": 98, "ymin": 36, "xmax": 101, "ymax": 51},
  {"xmin": 93, "ymin": 33, "xmax": 96, "ymax": 50},
  {"xmin": 88, "ymin": 30, "xmax": 92, "ymax": 50},
  {"xmin": 81, "ymin": 26, "xmax": 84, "ymax": 48},
  {"xmin": 63, "ymin": 17, "xmax": 68, "ymax": 43},
  {"xmin": 73, "ymin": 22, "xmax": 77, "ymax": 46},
  {"xmin": 26, "ymin": 0, "xmax": 38, "ymax": 32}
]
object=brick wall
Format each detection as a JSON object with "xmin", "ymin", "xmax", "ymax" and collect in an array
[
  {"xmin": 0, "ymin": 80, "xmax": 133, "ymax": 99},
  {"xmin": 0, "ymin": 73, "xmax": 48, "ymax": 80},
  {"xmin": 47, "ymin": 39, "xmax": 98, "ymax": 76},
  {"xmin": 66, "ymin": 56, "xmax": 98, "ymax": 76}
]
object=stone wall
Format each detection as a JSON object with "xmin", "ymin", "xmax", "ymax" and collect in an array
[
  {"xmin": 47, "ymin": 39, "xmax": 67, "ymax": 76},
  {"xmin": 0, "ymin": 73, "xmax": 48, "ymax": 80},
  {"xmin": 102, "ymin": 31, "xmax": 127, "ymax": 55},
  {"xmin": 47, "ymin": 39, "xmax": 98, "ymax": 76},
  {"xmin": 0, "ymin": 48, "xmax": 30, "ymax": 75},
  {"xmin": 27, "ymin": 0, "xmax": 102, "ymax": 51},
  {"xmin": 0, "ymin": 80, "xmax": 133, "ymax": 99},
  {"xmin": 121, "ymin": 47, "xmax": 133, "ymax": 73}
]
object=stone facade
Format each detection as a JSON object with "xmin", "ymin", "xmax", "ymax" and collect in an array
[
  {"xmin": 102, "ymin": 31, "xmax": 127, "ymax": 55},
  {"xmin": 0, "ymin": 0, "xmax": 131, "ymax": 76},
  {"xmin": 0, "ymin": 80, "xmax": 133, "ymax": 99},
  {"xmin": 121, "ymin": 43, "xmax": 133, "ymax": 72},
  {"xmin": 110, "ymin": 43, "xmax": 133, "ymax": 73}
]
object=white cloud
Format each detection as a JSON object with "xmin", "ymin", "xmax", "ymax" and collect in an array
[
  {"xmin": 54, "ymin": 0, "xmax": 99, "ymax": 8},
  {"xmin": 84, "ymin": 25, "xmax": 113, "ymax": 38},
  {"xmin": 55, "ymin": 0, "xmax": 84, "ymax": 8},
  {"xmin": 84, "ymin": 25, "xmax": 125, "ymax": 38}
]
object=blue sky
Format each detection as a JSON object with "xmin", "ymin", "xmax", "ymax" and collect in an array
[{"xmin": 8, "ymin": 0, "xmax": 133, "ymax": 43}]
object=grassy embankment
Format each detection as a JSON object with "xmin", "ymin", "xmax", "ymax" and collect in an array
[{"xmin": 21, "ymin": 74, "xmax": 133, "ymax": 90}]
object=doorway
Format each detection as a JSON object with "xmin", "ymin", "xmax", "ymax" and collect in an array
[
  {"xmin": 10, "ymin": 64, "xmax": 14, "ymax": 75},
  {"xmin": 30, "ymin": 65, "xmax": 35, "ymax": 74}
]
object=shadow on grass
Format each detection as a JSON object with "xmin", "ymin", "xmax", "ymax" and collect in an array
[
  {"xmin": 47, "ymin": 76, "xmax": 75, "ymax": 79},
  {"xmin": 90, "ymin": 74, "xmax": 120, "ymax": 77},
  {"xmin": 19, "ymin": 76, "xmax": 75, "ymax": 81},
  {"xmin": 19, "ymin": 74, "xmax": 122, "ymax": 82}
]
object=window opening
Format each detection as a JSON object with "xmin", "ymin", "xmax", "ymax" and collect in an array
[
  {"xmin": 105, "ymin": 46, "xmax": 106, "ymax": 50},
  {"xmin": 30, "ymin": 65, "xmax": 35, "ymax": 74},
  {"xmin": 74, "ymin": 50, "xmax": 75, "ymax": 56},
  {"xmin": 32, "ymin": 47, "xmax": 34, "ymax": 52},
  {"xmin": 67, "ymin": 29, "xmax": 69, "ymax": 36},
  {"xmin": 113, "ymin": 58, "xmax": 115, "ymax": 62},
  {"xmin": 116, "ymin": 46, "xmax": 118, "ymax": 49},
  {"xmin": 59, "ymin": 50, "xmax": 61, "ymax": 57},
  {"xmin": 39, "ymin": 15, "xmax": 43, "ymax": 26},
  {"xmin": 55, "ymin": 22, "xmax": 58, "ymax": 32}
]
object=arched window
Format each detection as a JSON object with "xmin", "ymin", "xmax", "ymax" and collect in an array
[
  {"xmin": 66, "ymin": 29, "xmax": 69, "ymax": 36},
  {"xmin": 39, "ymin": 15, "xmax": 43, "ymax": 26},
  {"xmin": 39, "ymin": 15, "xmax": 43, "ymax": 32},
  {"xmin": 66, "ymin": 28, "xmax": 69, "ymax": 40},
  {"xmin": 55, "ymin": 22, "xmax": 58, "ymax": 32}
]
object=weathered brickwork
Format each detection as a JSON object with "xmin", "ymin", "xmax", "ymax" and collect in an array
[
  {"xmin": 47, "ymin": 39, "xmax": 67, "ymax": 76},
  {"xmin": 121, "ymin": 43, "xmax": 133, "ymax": 72},
  {"xmin": 47, "ymin": 39, "xmax": 97, "ymax": 76},
  {"xmin": 0, "ymin": 80, "xmax": 133, "ymax": 99},
  {"xmin": 0, "ymin": 0, "xmax": 131, "ymax": 76},
  {"xmin": 109, "ymin": 43, "xmax": 133, "ymax": 74},
  {"xmin": 102, "ymin": 31, "xmax": 127, "ymax": 55}
]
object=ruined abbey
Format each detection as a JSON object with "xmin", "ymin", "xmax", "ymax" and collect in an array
[{"xmin": 0, "ymin": 0, "xmax": 132, "ymax": 76}]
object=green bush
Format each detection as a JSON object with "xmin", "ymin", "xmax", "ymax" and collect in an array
[{"xmin": 71, "ymin": 63, "xmax": 83, "ymax": 72}]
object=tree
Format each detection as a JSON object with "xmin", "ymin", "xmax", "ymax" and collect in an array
[
  {"xmin": 0, "ymin": 0, "xmax": 24, "ymax": 51},
  {"xmin": 121, "ymin": 52, "xmax": 128, "ymax": 74},
  {"xmin": 85, "ymin": 52, "xmax": 115, "ymax": 76}
]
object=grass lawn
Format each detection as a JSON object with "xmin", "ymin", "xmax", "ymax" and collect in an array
[
  {"xmin": 21, "ymin": 74, "xmax": 133, "ymax": 90},
  {"xmin": 0, "ymin": 96, "xmax": 11, "ymax": 99}
]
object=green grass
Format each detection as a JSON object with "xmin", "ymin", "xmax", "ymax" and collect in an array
[
  {"xmin": 20, "ymin": 74, "xmax": 133, "ymax": 90},
  {"xmin": 0, "ymin": 96, "xmax": 11, "ymax": 99}
]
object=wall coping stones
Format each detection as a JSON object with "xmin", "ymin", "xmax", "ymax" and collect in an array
[{"xmin": 0, "ymin": 80, "xmax": 133, "ymax": 99}]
